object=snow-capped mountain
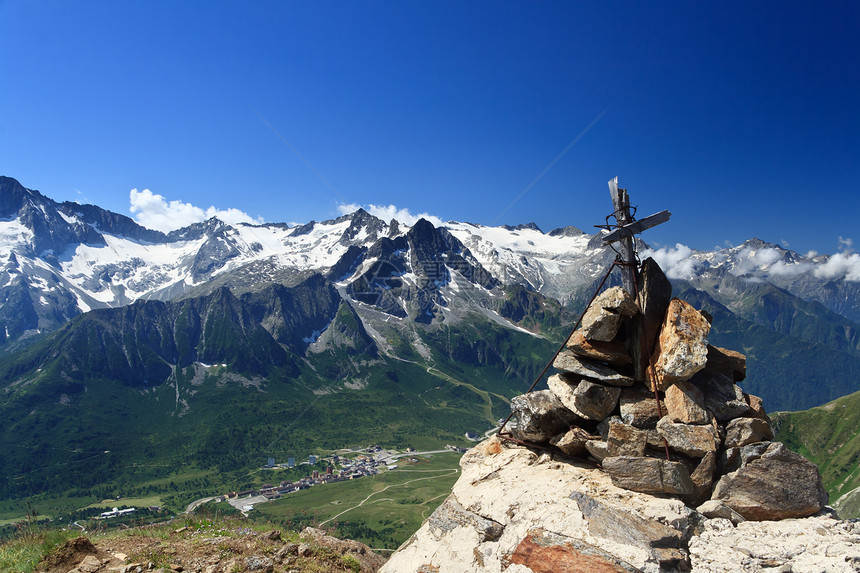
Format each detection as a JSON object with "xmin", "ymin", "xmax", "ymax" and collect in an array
[
  {"xmin": 0, "ymin": 176, "xmax": 609, "ymax": 345},
  {"xmin": 3, "ymin": 174, "xmax": 860, "ymax": 503},
  {"xmin": 3, "ymin": 175, "xmax": 860, "ymax": 347}
]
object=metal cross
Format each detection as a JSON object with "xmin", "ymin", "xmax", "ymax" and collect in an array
[{"xmin": 603, "ymin": 177, "xmax": 671, "ymax": 295}]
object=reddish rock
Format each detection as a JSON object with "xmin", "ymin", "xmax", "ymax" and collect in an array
[
  {"xmin": 566, "ymin": 331, "xmax": 633, "ymax": 366},
  {"xmin": 688, "ymin": 451, "xmax": 716, "ymax": 505},
  {"xmin": 607, "ymin": 422, "xmax": 648, "ymax": 457},
  {"xmin": 648, "ymin": 298, "xmax": 711, "ymax": 391},
  {"xmin": 508, "ymin": 529, "xmax": 640, "ymax": 573},
  {"xmin": 664, "ymin": 380, "xmax": 711, "ymax": 425},
  {"xmin": 745, "ymin": 393, "xmax": 768, "ymax": 420}
]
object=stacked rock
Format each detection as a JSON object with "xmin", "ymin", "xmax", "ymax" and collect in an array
[{"xmin": 509, "ymin": 258, "xmax": 828, "ymax": 521}]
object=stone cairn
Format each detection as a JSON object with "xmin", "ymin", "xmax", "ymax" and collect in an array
[{"xmin": 506, "ymin": 257, "xmax": 828, "ymax": 522}]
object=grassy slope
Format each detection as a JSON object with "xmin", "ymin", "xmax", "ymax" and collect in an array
[{"xmin": 772, "ymin": 390, "xmax": 860, "ymax": 508}]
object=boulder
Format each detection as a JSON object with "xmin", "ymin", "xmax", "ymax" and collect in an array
[
  {"xmin": 566, "ymin": 331, "xmax": 632, "ymax": 366},
  {"xmin": 712, "ymin": 442, "xmax": 829, "ymax": 520},
  {"xmin": 690, "ymin": 369, "xmax": 751, "ymax": 422},
  {"xmin": 382, "ymin": 438, "xmax": 856, "ymax": 573},
  {"xmin": 550, "ymin": 427, "xmax": 595, "ymax": 456},
  {"xmin": 507, "ymin": 529, "xmax": 642, "ymax": 573},
  {"xmin": 632, "ymin": 257, "xmax": 673, "ymax": 382},
  {"xmin": 428, "ymin": 498, "xmax": 504, "ymax": 542},
  {"xmin": 663, "ymin": 380, "xmax": 711, "ymax": 424},
  {"xmin": 569, "ymin": 379, "xmax": 621, "ymax": 421},
  {"xmin": 724, "ymin": 418, "xmax": 774, "ymax": 449},
  {"xmin": 548, "ymin": 374, "xmax": 620, "ymax": 421},
  {"xmin": 602, "ymin": 456, "xmax": 696, "ymax": 496},
  {"xmin": 656, "ymin": 416, "xmax": 718, "ymax": 458},
  {"xmin": 706, "ymin": 345, "xmax": 746, "ymax": 382},
  {"xmin": 569, "ymin": 491, "xmax": 684, "ymax": 547},
  {"xmin": 606, "ymin": 422, "xmax": 647, "ymax": 457},
  {"xmin": 618, "ymin": 386, "xmax": 662, "ymax": 429},
  {"xmin": 509, "ymin": 390, "xmax": 580, "ymax": 442},
  {"xmin": 647, "ymin": 298, "xmax": 711, "ymax": 391},
  {"xmin": 553, "ymin": 350, "xmax": 634, "ymax": 386},
  {"xmin": 579, "ymin": 286, "xmax": 639, "ymax": 342}
]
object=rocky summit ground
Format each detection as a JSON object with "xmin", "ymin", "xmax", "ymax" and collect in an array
[{"xmin": 26, "ymin": 518, "xmax": 385, "ymax": 573}]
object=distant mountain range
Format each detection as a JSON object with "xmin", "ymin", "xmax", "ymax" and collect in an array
[{"xmin": 2, "ymin": 174, "xmax": 860, "ymax": 503}]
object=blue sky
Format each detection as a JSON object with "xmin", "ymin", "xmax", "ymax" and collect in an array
[{"xmin": 1, "ymin": 1, "xmax": 858, "ymax": 254}]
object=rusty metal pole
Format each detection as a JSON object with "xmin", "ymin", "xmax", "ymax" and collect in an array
[{"xmin": 608, "ymin": 177, "xmax": 636, "ymax": 296}]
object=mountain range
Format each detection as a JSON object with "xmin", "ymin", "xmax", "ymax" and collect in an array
[{"xmin": 2, "ymin": 174, "xmax": 860, "ymax": 507}]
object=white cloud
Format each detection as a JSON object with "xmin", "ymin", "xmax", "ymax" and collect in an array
[
  {"xmin": 640, "ymin": 237, "xmax": 860, "ymax": 283},
  {"xmin": 337, "ymin": 203, "xmax": 445, "ymax": 227},
  {"xmin": 731, "ymin": 246, "xmax": 782, "ymax": 275},
  {"xmin": 129, "ymin": 188, "xmax": 263, "ymax": 233},
  {"xmin": 814, "ymin": 251, "xmax": 860, "ymax": 281},
  {"xmin": 642, "ymin": 243, "xmax": 701, "ymax": 280}
]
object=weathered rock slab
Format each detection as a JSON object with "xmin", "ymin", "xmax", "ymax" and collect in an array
[
  {"xmin": 618, "ymin": 387, "xmax": 662, "ymax": 429},
  {"xmin": 547, "ymin": 373, "xmax": 620, "ymax": 421},
  {"xmin": 656, "ymin": 416, "xmax": 718, "ymax": 458},
  {"xmin": 509, "ymin": 390, "xmax": 579, "ymax": 442},
  {"xmin": 586, "ymin": 439, "xmax": 610, "ymax": 462},
  {"xmin": 554, "ymin": 350, "xmax": 634, "ymax": 386},
  {"xmin": 382, "ymin": 437, "xmax": 857, "ymax": 573},
  {"xmin": 724, "ymin": 417, "xmax": 774, "ymax": 449},
  {"xmin": 688, "ymin": 451, "xmax": 716, "ymax": 506},
  {"xmin": 602, "ymin": 456, "xmax": 695, "ymax": 496},
  {"xmin": 648, "ymin": 298, "xmax": 710, "ymax": 391},
  {"xmin": 696, "ymin": 500, "xmax": 745, "ymax": 524},
  {"xmin": 712, "ymin": 442, "xmax": 829, "ymax": 520}
]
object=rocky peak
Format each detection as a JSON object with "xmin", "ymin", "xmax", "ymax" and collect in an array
[
  {"xmin": 501, "ymin": 222, "xmax": 543, "ymax": 233},
  {"xmin": 548, "ymin": 225, "xmax": 584, "ymax": 237},
  {"xmin": 339, "ymin": 208, "xmax": 388, "ymax": 245},
  {"xmin": 381, "ymin": 437, "xmax": 858, "ymax": 573},
  {"xmin": 382, "ymin": 258, "xmax": 853, "ymax": 572},
  {"xmin": 58, "ymin": 201, "xmax": 168, "ymax": 243},
  {"xmin": 1, "ymin": 176, "xmax": 107, "ymax": 257}
]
